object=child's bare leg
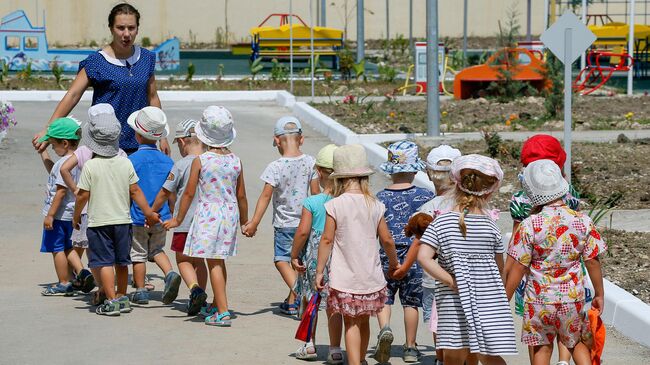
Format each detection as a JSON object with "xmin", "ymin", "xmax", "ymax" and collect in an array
[
  {"xmin": 99, "ymin": 266, "xmax": 117, "ymax": 300},
  {"xmin": 443, "ymin": 348, "xmax": 470, "ymax": 365},
  {"xmin": 433, "ymin": 333, "xmax": 444, "ymax": 363},
  {"xmin": 359, "ymin": 315, "xmax": 371, "ymax": 363},
  {"xmin": 153, "ymin": 252, "xmax": 173, "ymax": 275},
  {"xmin": 377, "ymin": 303, "xmax": 391, "ymax": 328},
  {"xmin": 466, "ymin": 352, "xmax": 479, "ymax": 365},
  {"xmin": 568, "ymin": 342, "xmax": 591, "ymax": 365},
  {"xmin": 64, "ymin": 248, "xmax": 84, "ymax": 274},
  {"xmin": 194, "ymin": 257, "xmax": 208, "ymax": 289},
  {"xmin": 52, "ymin": 252, "xmax": 70, "ymax": 284},
  {"xmin": 73, "ymin": 247, "xmax": 85, "ymax": 260},
  {"xmin": 274, "ymin": 261, "xmax": 297, "ymax": 302},
  {"xmin": 343, "ymin": 315, "xmax": 363, "ymax": 365},
  {"xmin": 115, "ymin": 265, "xmax": 128, "ymax": 297},
  {"xmin": 557, "ymin": 339, "xmax": 571, "ymax": 363},
  {"xmin": 132, "ymin": 262, "xmax": 146, "ymax": 288},
  {"xmin": 477, "ymin": 354, "xmax": 506, "ymax": 365},
  {"xmin": 328, "ymin": 309, "xmax": 343, "ymax": 347},
  {"xmin": 207, "ymin": 259, "xmax": 229, "ymax": 315},
  {"xmin": 404, "ymin": 306, "xmax": 419, "ymax": 347},
  {"xmin": 531, "ymin": 344, "xmax": 553, "ymax": 365},
  {"xmin": 176, "ymin": 252, "xmax": 198, "ymax": 288}
]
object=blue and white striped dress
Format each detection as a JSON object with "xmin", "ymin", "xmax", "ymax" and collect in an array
[{"xmin": 420, "ymin": 212, "xmax": 517, "ymax": 356}]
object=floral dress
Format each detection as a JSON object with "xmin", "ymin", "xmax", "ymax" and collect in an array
[
  {"xmin": 508, "ymin": 205, "xmax": 607, "ymax": 347},
  {"xmin": 185, "ymin": 152, "xmax": 241, "ymax": 259},
  {"xmin": 509, "ymin": 185, "xmax": 586, "ymax": 316}
]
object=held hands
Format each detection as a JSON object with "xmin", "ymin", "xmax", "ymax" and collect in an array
[
  {"xmin": 390, "ymin": 265, "xmax": 408, "ymax": 280},
  {"xmin": 72, "ymin": 215, "xmax": 81, "ymax": 230},
  {"xmin": 162, "ymin": 217, "xmax": 180, "ymax": 230},
  {"xmin": 144, "ymin": 212, "xmax": 162, "ymax": 228},
  {"xmin": 33, "ymin": 129, "xmax": 48, "ymax": 152},
  {"xmin": 291, "ymin": 257, "xmax": 306, "ymax": 273},
  {"xmin": 241, "ymin": 221, "xmax": 258, "ymax": 237},
  {"xmin": 43, "ymin": 215, "xmax": 54, "ymax": 230}
]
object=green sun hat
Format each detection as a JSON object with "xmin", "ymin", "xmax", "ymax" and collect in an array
[{"xmin": 38, "ymin": 117, "xmax": 81, "ymax": 142}]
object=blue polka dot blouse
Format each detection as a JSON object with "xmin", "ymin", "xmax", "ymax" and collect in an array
[{"xmin": 79, "ymin": 47, "xmax": 156, "ymax": 150}]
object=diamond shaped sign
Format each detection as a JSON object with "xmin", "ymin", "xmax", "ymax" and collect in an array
[{"xmin": 540, "ymin": 11, "xmax": 596, "ymax": 64}]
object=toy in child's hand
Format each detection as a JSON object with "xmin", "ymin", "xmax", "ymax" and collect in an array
[{"xmin": 404, "ymin": 213, "xmax": 434, "ymax": 239}]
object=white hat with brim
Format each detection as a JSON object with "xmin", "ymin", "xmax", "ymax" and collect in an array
[
  {"xmin": 450, "ymin": 154, "xmax": 503, "ymax": 196},
  {"xmin": 427, "ymin": 145, "xmax": 462, "ymax": 171},
  {"xmin": 127, "ymin": 106, "xmax": 170, "ymax": 141},
  {"xmin": 84, "ymin": 104, "xmax": 121, "ymax": 157},
  {"xmin": 330, "ymin": 144, "xmax": 375, "ymax": 179},
  {"xmin": 195, "ymin": 106, "xmax": 237, "ymax": 148},
  {"xmin": 522, "ymin": 159, "xmax": 570, "ymax": 206}
]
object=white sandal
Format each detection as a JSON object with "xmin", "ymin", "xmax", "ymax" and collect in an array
[
  {"xmin": 327, "ymin": 347, "xmax": 344, "ymax": 365},
  {"xmin": 296, "ymin": 342, "xmax": 318, "ymax": 361}
]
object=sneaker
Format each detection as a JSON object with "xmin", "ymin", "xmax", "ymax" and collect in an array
[
  {"xmin": 279, "ymin": 299, "xmax": 299, "ymax": 315},
  {"xmin": 96, "ymin": 299, "xmax": 120, "ymax": 316},
  {"xmin": 200, "ymin": 304, "xmax": 218, "ymax": 318},
  {"xmin": 77, "ymin": 269, "xmax": 96, "ymax": 294},
  {"xmin": 372, "ymin": 326, "xmax": 394, "ymax": 364},
  {"xmin": 187, "ymin": 286, "xmax": 208, "ymax": 316},
  {"xmin": 327, "ymin": 347, "xmax": 344, "ymax": 365},
  {"xmin": 162, "ymin": 271, "xmax": 181, "ymax": 304},
  {"xmin": 116, "ymin": 296, "xmax": 132, "ymax": 313},
  {"xmin": 41, "ymin": 282, "xmax": 74, "ymax": 296},
  {"xmin": 402, "ymin": 345, "xmax": 421, "ymax": 363},
  {"xmin": 130, "ymin": 288, "xmax": 149, "ymax": 305},
  {"xmin": 295, "ymin": 342, "xmax": 318, "ymax": 361}
]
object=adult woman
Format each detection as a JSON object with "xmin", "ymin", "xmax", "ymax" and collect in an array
[{"xmin": 33, "ymin": 3, "xmax": 170, "ymax": 155}]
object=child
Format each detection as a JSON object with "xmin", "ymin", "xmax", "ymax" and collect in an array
[
  {"xmin": 37, "ymin": 117, "xmax": 91, "ymax": 296},
  {"xmin": 126, "ymin": 106, "xmax": 181, "ymax": 305},
  {"xmin": 153, "ymin": 119, "xmax": 209, "ymax": 315},
  {"xmin": 417, "ymin": 154, "xmax": 517, "ymax": 365},
  {"xmin": 374, "ymin": 141, "xmax": 435, "ymax": 364},
  {"xmin": 164, "ymin": 106, "xmax": 248, "ymax": 327},
  {"xmin": 73, "ymin": 103, "xmax": 160, "ymax": 316},
  {"xmin": 316, "ymin": 144, "xmax": 400, "ymax": 365},
  {"xmin": 505, "ymin": 159, "xmax": 606, "ymax": 365},
  {"xmin": 290, "ymin": 144, "xmax": 343, "ymax": 364},
  {"xmin": 505, "ymin": 134, "xmax": 583, "ymax": 365},
  {"xmin": 244, "ymin": 116, "xmax": 319, "ymax": 315}
]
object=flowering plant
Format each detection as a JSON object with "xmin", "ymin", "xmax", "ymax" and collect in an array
[{"xmin": 0, "ymin": 100, "xmax": 17, "ymax": 134}]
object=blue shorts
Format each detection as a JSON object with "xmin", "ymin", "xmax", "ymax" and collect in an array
[
  {"xmin": 274, "ymin": 227, "xmax": 296, "ymax": 263},
  {"xmin": 40, "ymin": 219, "xmax": 73, "ymax": 253},
  {"xmin": 87, "ymin": 224, "xmax": 133, "ymax": 268},
  {"xmin": 422, "ymin": 286, "xmax": 435, "ymax": 323},
  {"xmin": 384, "ymin": 265, "xmax": 423, "ymax": 307}
]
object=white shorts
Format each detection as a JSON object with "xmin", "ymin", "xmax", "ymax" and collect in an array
[{"xmin": 71, "ymin": 214, "xmax": 88, "ymax": 248}]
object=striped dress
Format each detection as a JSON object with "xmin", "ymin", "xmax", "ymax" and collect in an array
[{"xmin": 420, "ymin": 212, "xmax": 517, "ymax": 356}]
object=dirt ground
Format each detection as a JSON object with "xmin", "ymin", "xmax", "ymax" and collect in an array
[
  {"xmin": 414, "ymin": 139, "xmax": 650, "ymax": 211},
  {"xmin": 322, "ymin": 96, "xmax": 650, "ymax": 134},
  {"xmin": 601, "ymin": 229, "xmax": 650, "ymax": 305}
]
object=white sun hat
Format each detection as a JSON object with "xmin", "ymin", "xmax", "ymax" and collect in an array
[
  {"xmin": 127, "ymin": 106, "xmax": 170, "ymax": 140},
  {"xmin": 522, "ymin": 159, "xmax": 570, "ymax": 206},
  {"xmin": 426, "ymin": 145, "xmax": 462, "ymax": 171},
  {"xmin": 195, "ymin": 106, "xmax": 236, "ymax": 148}
]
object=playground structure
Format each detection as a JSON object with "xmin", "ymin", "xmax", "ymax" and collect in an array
[
  {"xmin": 249, "ymin": 13, "xmax": 343, "ymax": 68},
  {"xmin": 0, "ymin": 10, "xmax": 180, "ymax": 72},
  {"xmin": 452, "ymin": 48, "xmax": 547, "ymax": 100}
]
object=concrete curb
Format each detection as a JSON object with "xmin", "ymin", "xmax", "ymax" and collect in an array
[
  {"xmin": 0, "ymin": 90, "xmax": 286, "ymax": 102},
  {"xmin": 602, "ymin": 279, "xmax": 650, "ymax": 348},
  {"xmin": 292, "ymin": 101, "xmax": 359, "ymax": 145}
]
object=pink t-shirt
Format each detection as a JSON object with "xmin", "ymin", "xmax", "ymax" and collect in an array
[
  {"xmin": 74, "ymin": 145, "xmax": 127, "ymax": 169},
  {"xmin": 325, "ymin": 193, "xmax": 387, "ymax": 294}
]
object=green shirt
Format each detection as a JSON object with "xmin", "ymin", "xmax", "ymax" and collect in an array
[{"xmin": 77, "ymin": 156, "xmax": 139, "ymax": 227}]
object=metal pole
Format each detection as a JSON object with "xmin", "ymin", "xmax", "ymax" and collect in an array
[
  {"xmin": 544, "ymin": 0, "xmax": 549, "ymax": 29},
  {"xmin": 409, "ymin": 0, "xmax": 413, "ymax": 50},
  {"xmin": 527, "ymin": 0, "xmax": 532, "ymax": 41},
  {"xmin": 427, "ymin": 0, "xmax": 440, "ymax": 136},
  {"xmin": 386, "ymin": 0, "xmax": 390, "ymax": 43},
  {"xmin": 580, "ymin": 0, "xmax": 587, "ymax": 82},
  {"xmin": 357, "ymin": 0, "xmax": 365, "ymax": 63},
  {"xmin": 563, "ymin": 27, "xmax": 572, "ymax": 183},
  {"xmin": 310, "ymin": 0, "xmax": 315, "ymax": 101},
  {"xmin": 628, "ymin": 0, "xmax": 636, "ymax": 96},
  {"xmin": 290, "ymin": 0, "xmax": 294, "ymax": 94},
  {"xmin": 321, "ymin": 0, "xmax": 326, "ymax": 26},
  {"xmin": 463, "ymin": 0, "xmax": 468, "ymax": 67}
]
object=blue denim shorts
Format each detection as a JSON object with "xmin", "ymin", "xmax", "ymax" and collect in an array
[
  {"xmin": 273, "ymin": 227, "xmax": 296, "ymax": 263},
  {"xmin": 422, "ymin": 286, "xmax": 435, "ymax": 323},
  {"xmin": 87, "ymin": 224, "xmax": 133, "ymax": 268},
  {"xmin": 40, "ymin": 219, "xmax": 73, "ymax": 253}
]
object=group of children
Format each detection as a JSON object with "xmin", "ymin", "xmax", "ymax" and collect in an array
[{"xmin": 38, "ymin": 103, "xmax": 606, "ymax": 365}]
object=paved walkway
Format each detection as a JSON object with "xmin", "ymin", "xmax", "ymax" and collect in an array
[{"xmin": 0, "ymin": 101, "xmax": 648, "ymax": 364}]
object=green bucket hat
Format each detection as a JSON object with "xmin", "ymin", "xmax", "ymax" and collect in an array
[{"xmin": 38, "ymin": 117, "xmax": 81, "ymax": 142}]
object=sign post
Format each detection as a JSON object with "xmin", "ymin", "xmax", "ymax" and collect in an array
[{"xmin": 540, "ymin": 11, "xmax": 596, "ymax": 183}]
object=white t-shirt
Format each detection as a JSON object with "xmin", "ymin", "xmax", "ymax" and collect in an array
[
  {"xmin": 417, "ymin": 195, "xmax": 454, "ymax": 288},
  {"xmin": 260, "ymin": 154, "xmax": 317, "ymax": 228},
  {"xmin": 42, "ymin": 155, "xmax": 79, "ymax": 221}
]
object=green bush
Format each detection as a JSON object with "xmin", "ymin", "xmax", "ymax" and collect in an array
[{"xmin": 141, "ymin": 37, "xmax": 152, "ymax": 48}]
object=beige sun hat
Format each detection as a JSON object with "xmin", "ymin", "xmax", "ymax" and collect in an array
[
  {"xmin": 330, "ymin": 144, "xmax": 374, "ymax": 179},
  {"xmin": 315, "ymin": 144, "xmax": 338, "ymax": 169}
]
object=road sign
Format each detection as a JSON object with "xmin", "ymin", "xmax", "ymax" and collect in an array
[
  {"xmin": 541, "ymin": 11, "xmax": 596, "ymax": 64},
  {"xmin": 540, "ymin": 11, "xmax": 596, "ymax": 183}
]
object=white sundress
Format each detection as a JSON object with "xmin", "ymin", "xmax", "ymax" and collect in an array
[{"xmin": 185, "ymin": 152, "xmax": 241, "ymax": 259}]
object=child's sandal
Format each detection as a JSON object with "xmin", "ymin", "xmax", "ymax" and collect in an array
[{"xmin": 205, "ymin": 311, "xmax": 232, "ymax": 327}]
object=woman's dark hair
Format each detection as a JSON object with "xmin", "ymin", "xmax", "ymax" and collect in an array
[{"xmin": 108, "ymin": 3, "xmax": 140, "ymax": 28}]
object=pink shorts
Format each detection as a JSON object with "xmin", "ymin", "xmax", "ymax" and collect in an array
[{"xmin": 522, "ymin": 302, "xmax": 591, "ymax": 348}]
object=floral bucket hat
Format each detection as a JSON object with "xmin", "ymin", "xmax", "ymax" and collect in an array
[{"xmin": 379, "ymin": 140, "xmax": 426, "ymax": 175}]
